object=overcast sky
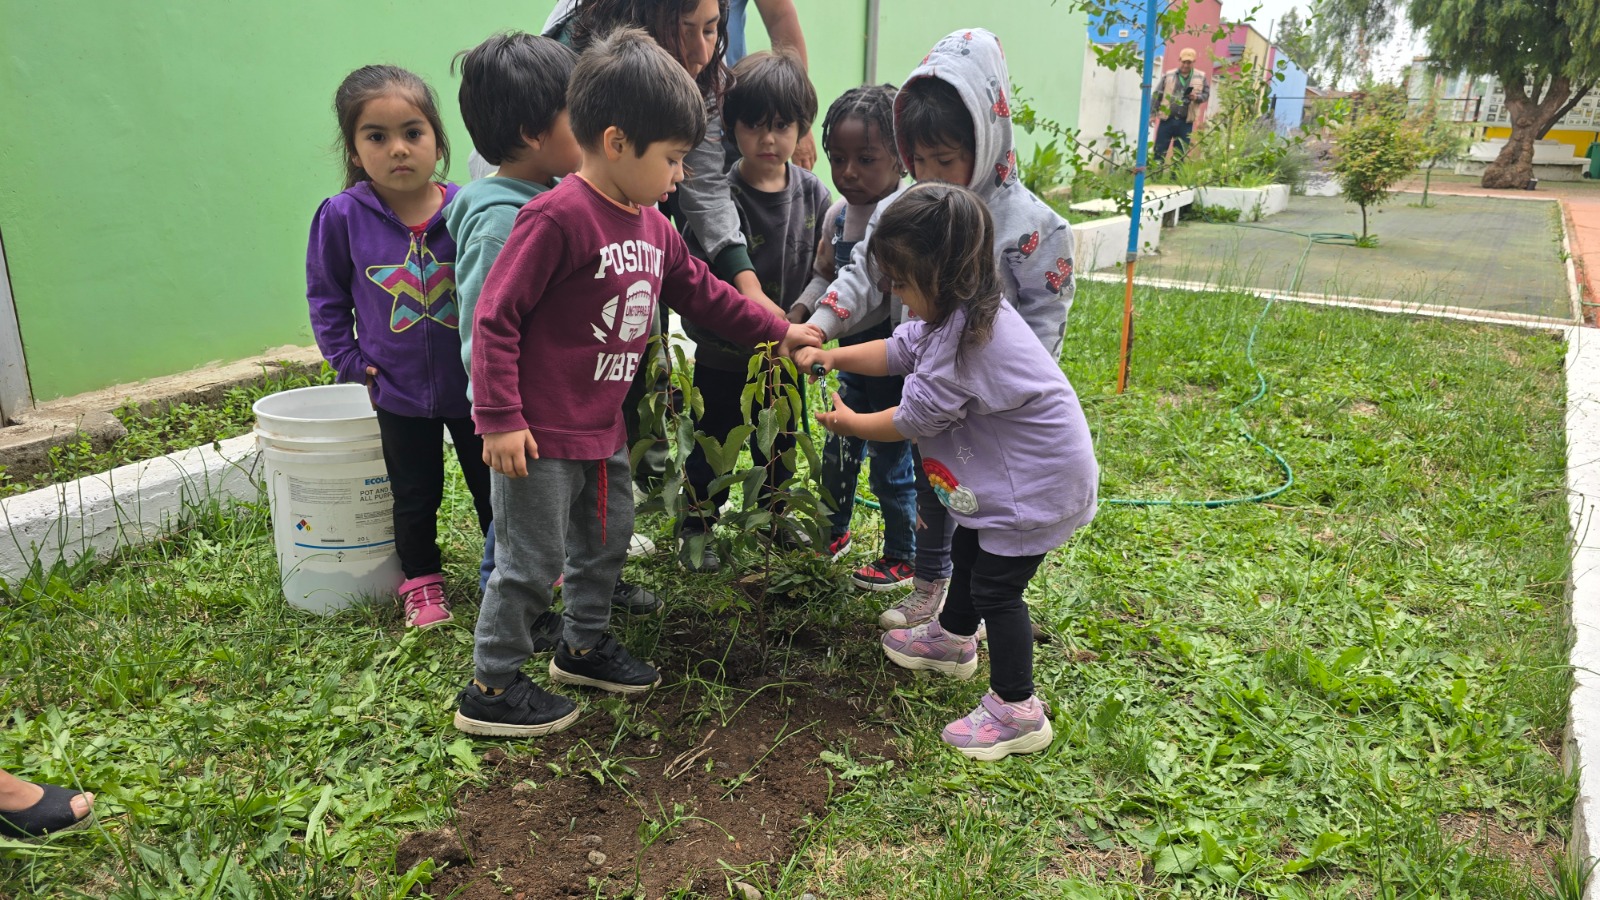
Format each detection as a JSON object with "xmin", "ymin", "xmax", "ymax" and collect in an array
[{"xmin": 1228, "ymin": 0, "xmax": 1425, "ymax": 81}]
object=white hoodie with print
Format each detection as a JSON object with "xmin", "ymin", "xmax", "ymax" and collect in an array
[{"xmin": 802, "ymin": 28, "xmax": 1075, "ymax": 358}]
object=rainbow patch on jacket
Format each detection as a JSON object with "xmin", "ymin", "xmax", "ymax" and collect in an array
[
  {"xmin": 366, "ymin": 238, "xmax": 458, "ymax": 332},
  {"xmin": 922, "ymin": 457, "xmax": 979, "ymax": 514}
]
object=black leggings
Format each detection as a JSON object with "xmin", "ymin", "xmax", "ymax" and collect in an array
[
  {"xmin": 938, "ymin": 526, "xmax": 1045, "ymax": 702},
  {"xmin": 681, "ymin": 364, "xmax": 795, "ymax": 532},
  {"xmin": 374, "ymin": 408, "xmax": 492, "ymax": 579}
]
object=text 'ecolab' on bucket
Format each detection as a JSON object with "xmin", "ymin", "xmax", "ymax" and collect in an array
[{"xmin": 253, "ymin": 384, "xmax": 403, "ymax": 613}]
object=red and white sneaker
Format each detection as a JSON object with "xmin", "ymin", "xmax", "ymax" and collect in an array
[
  {"xmin": 400, "ymin": 574, "xmax": 452, "ymax": 629},
  {"xmin": 852, "ymin": 556, "xmax": 914, "ymax": 591},
  {"xmin": 824, "ymin": 531, "xmax": 853, "ymax": 561}
]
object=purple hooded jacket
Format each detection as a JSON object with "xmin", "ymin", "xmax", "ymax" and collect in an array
[
  {"xmin": 888, "ymin": 300, "xmax": 1098, "ymax": 557},
  {"xmin": 306, "ymin": 181, "xmax": 471, "ymax": 419}
]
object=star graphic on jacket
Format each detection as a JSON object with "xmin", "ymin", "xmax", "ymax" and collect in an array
[{"xmin": 957, "ymin": 446, "xmax": 975, "ymax": 463}]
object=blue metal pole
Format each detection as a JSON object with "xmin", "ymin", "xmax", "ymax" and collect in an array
[
  {"xmin": 1117, "ymin": 0, "xmax": 1161, "ymax": 393},
  {"xmin": 1128, "ymin": 0, "xmax": 1159, "ymax": 260}
]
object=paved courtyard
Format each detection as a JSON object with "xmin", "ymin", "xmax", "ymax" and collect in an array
[{"xmin": 1120, "ymin": 193, "xmax": 1574, "ymax": 320}]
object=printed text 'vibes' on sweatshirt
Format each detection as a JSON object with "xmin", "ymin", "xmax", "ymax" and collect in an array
[
  {"xmin": 471, "ymin": 176, "xmax": 790, "ymax": 460},
  {"xmin": 805, "ymin": 27, "xmax": 1076, "ymax": 359},
  {"xmin": 888, "ymin": 300, "xmax": 1098, "ymax": 557},
  {"xmin": 306, "ymin": 181, "xmax": 470, "ymax": 419}
]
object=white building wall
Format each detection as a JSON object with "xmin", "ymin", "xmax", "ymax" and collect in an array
[{"xmin": 1076, "ymin": 45, "xmax": 1150, "ymax": 165}]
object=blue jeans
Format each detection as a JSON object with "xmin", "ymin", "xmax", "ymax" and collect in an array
[
  {"xmin": 479, "ymin": 521, "xmax": 496, "ymax": 596},
  {"xmin": 1154, "ymin": 117, "xmax": 1194, "ymax": 166},
  {"xmin": 821, "ymin": 370, "xmax": 917, "ymax": 561}
]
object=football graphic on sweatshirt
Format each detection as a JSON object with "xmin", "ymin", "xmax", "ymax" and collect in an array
[{"xmin": 923, "ymin": 457, "xmax": 979, "ymax": 514}]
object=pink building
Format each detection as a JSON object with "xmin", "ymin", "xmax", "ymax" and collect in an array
[{"xmin": 1164, "ymin": 0, "xmax": 1223, "ymax": 72}]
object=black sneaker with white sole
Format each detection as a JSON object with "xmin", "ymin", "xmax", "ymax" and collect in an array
[
  {"xmin": 453, "ymin": 672, "xmax": 579, "ymax": 737},
  {"xmin": 530, "ymin": 610, "xmax": 563, "ymax": 652},
  {"xmin": 611, "ymin": 579, "xmax": 662, "ymax": 616},
  {"xmin": 549, "ymin": 633, "xmax": 661, "ymax": 694}
]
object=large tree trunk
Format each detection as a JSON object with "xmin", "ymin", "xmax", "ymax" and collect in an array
[
  {"xmin": 1483, "ymin": 75, "xmax": 1572, "ymax": 189},
  {"xmin": 1541, "ymin": 83, "xmax": 1593, "ymax": 138}
]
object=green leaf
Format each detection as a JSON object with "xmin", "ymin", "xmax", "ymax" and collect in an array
[
  {"xmin": 1282, "ymin": 831, "xmax": 1346, "ymax": 874},
  {"xmin": 1154, "ymin": 843, "xmax": 1201, "ymax": 875},
  {"xmin": 756, "ymin": 407, "xmax": 778, "ymax": 457}
]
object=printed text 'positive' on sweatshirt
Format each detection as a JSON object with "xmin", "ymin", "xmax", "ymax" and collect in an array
[{"xmin": 470, "ymin": 176, "xmax": 790, "ymax": 460}]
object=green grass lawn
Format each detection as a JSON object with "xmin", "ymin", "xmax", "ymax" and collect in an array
[{"xmin": 0, "ymin": 281, "xmax": 1575, "ymax": 898}]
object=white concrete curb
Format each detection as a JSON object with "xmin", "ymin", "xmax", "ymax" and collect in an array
[
  {"xmin": 0, "ymin": 434, "xmax": 261, "ymax": 586},
  {"xmin": 1566, "ymin": 324, "xmax": 1600, "ymax": 895}
]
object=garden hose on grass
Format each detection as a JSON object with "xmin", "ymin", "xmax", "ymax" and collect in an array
[
  {"xmin": 1100, "ymin": 223, "xmax": 1358, "ymax": 508},
  {"xmin": 823, "ymin": 224, "xmax": 1359, "ymax": 513}
]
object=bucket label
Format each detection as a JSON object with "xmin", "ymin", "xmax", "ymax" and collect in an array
[{"xmin": 283, "ymin": 474, "xmax": 395, "ymax": 560}]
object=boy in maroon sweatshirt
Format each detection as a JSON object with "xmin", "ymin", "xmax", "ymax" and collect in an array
[{"xmin": 455, "ymin": 27, "xmax": 821, "ymax": 737}]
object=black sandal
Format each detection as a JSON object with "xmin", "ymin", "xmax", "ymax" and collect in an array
[{"xmin": 0, "ymin": 782, "xmax": 94, "ymax": 839}]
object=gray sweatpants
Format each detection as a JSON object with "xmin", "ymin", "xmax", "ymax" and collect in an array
[{"xmin": 473, "ymin": 448, "xmax": 633, "ymax": 688}]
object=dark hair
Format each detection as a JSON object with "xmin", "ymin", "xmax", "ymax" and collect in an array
[
  {"xmin": 333, "ymin": 65, "xmax": 450, "ymax": 190},
  {"xmin": 895, "ymin": 77, "xmax": 975, "ymax": 164},
  {"xmin": 722, "ymin": 49, "xmax": 817, "ymax": 133},
  {"xmin": 561, "ymin": 0, "xmax": 731, "ymax": 101},
  {"xmin": 568, "ymin": 27, "xmax": 707, "ymax": 154},
  {"xmin": 868, "ymin": 183, "xmax": 1000, "ymax": 362},
  {"xmin": 822, "ymin": 83, "xmax": 897, "ymax": 157},
  {"xmin": 452, "ymin": 32, "xmax": 578, "ymax": 166}
]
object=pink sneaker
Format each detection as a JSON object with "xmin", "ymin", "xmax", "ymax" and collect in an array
[
  {"xmin": 881, "ymin": 619, "xmax": 977, "ymax": 679},
  {"xmin": 400, "ymin": 574, "xmax": 452, "ymax": 629},
  {"xmin": 942, "ymin": 692, "xmax": 1054, "ymax": 761}
]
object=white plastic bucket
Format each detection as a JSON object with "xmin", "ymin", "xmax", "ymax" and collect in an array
[{"xmin": 254, "ymin": 384, "xmax": 402, "ymax": 613}]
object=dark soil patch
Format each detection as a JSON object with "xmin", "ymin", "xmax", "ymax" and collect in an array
[{"xmin": 426, "ymin": 617, "xmax": 898, "ymax": 899}]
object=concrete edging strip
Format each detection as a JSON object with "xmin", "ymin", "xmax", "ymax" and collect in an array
[
  {"xmin": 1568, "ymin": 324, "xmax": 1600, "ymax": 893},
  {"xmin": 0, "ymin": 433, "xmax": 260, "ymax": 586}
]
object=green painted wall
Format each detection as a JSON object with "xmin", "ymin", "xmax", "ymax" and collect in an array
[
  {"xmin": 0, "ymin": 1, "xmax": 537, "ymax": 400},
  {"xmin": 739, "ymin": 1, "xmax": 1087, "ymax": 188},
  {"xmin": 0, "ymin": 1, "xmax": 1084, "ymax": 401},
  {"xmin": 874, "ymin": 1, "xmax": 1086, "ymax": 170}
]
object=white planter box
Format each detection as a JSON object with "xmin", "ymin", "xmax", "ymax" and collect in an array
[
  {"xmin": 1072, "ymin": 209, "xmax": 1164, "ymax": 272},
  {"xmin": 0, "ymin": 434, "xmax": 262, "ymax": 586},
  {"xmin": 1197, "ymin": 184, "xmax": 1290, "ymax": 221}
]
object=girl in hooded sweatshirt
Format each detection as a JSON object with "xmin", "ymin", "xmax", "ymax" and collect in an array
[
  {"xmin": 306, "ymin": 66, "xmax": 492, "ymax": 630},
  {"xmin": 802, "ymin": 28, "xmax": 1077, "ymax": 632},
  {"xmin": 798, "ymin": 183, "xmax": 1097, "ymax": 761}
]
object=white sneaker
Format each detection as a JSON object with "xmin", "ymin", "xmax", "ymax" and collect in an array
[{"xmin": 628, "ymin": 532, "xmax": 656, "ymax": 558}]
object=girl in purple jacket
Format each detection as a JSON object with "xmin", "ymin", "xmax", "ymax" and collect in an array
[
  {"xmin": 306, "ymin": 66, "xmax": 492, "ymax": 629},
  {"xmin": 798, "ymin": 183, "xmax": 1099, "ymax": 760}
]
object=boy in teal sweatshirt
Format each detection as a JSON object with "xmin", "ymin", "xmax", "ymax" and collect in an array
[{"xmin": 447, "ymin": 31, "xmax": 658, "ymax": 618}]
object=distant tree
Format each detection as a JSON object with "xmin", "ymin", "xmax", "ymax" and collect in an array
[
  {"xmin": 1274, "ymin": 8, "xmax": 1315, "ymax": 76},
  {"xmin": 1331, "ymin": 96, "xmax": 1423, "ymax": 244},
  {"xmin": 1312, "ymin": 0, "xmax": 1600, "ymax": 189},
  {"xmin": 1414, "ymin": 0, "xmax": 1600, "ymax": 188},
  {"xmin": 1306, "ymin": 0, "xmax": 1396, "ymax": 86},
  {"xmin": 1412, "ymin": 88, "xmax": 1469, "ymax": 207}
]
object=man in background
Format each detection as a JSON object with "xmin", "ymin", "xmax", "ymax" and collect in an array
[{"xmin": 1150, "ymin": 47, "xmax": 1210, "ymax": 167}]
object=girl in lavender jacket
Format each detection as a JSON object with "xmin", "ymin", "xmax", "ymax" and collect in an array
[{"xmin": 797, "ymin": 183, "xmax": 1098, "ymax": 760}]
